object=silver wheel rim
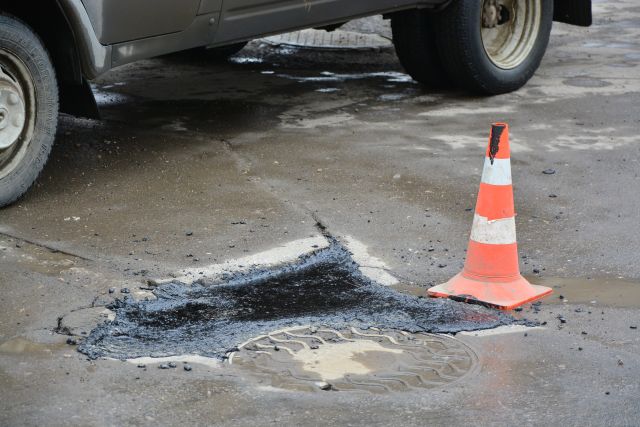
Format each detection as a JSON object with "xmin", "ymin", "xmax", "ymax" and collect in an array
[
  {"xmin": 0, "ymin": 49, "xmax": 35, "ymax": 180},
  {"xmin": 480, "ymin": 0, "xmax": 542, "ymax": 70}
]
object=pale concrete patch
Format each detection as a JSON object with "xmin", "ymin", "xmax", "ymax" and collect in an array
[
  {"xmin": 342, "ymin": 236, "xmax": 399, "ymax": 286},
  {"xmin": 151, "ymin": 234, "xmax": 398, "ymax": 287},
  {"xmin": 292, "ymin": 340, "xmax": 402, "ymax": 381},
  {"xmin": 459, "ymin": 325, "xmax": 544, "ymax": 337},
  {"xmin": 58, "ymin": 307, "xmax": 116, "ymax": 337},
  {"xmin": 124, "ymin": 355, "xmax": 220, "ymax": 369},
  {"xmin": 151, "ymin": 235, "xmax": 330, "ymax": 285}
]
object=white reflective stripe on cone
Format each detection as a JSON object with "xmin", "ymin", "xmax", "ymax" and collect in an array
[
  {"xmin": 481, "ymin": 157, "xmax": 512, "ymax": 186},
  {"xmin": 469, "ymin": 214, "xmax": 517, "ymax": 245}
]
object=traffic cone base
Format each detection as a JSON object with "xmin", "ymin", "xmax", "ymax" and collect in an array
[{"xmin": 427, "ymin": 273, "xmax": 552, "ymax": 310}]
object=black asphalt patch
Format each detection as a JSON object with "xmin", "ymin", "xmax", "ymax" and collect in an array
[{"xmin": 79, "ymin": 241, "xmax": 521, "ymax": 360}]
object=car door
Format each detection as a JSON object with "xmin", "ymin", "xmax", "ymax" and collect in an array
[
  {"xmin": 81, "ymin": 0, "xmax": 201, "ymax": 45},
  {"xmin": 214, "ymin": 0, "xmax": 403, "ymax": 44}
]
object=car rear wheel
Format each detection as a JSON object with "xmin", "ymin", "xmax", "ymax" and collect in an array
[
  {"xmin": 435, "ymin": 0, "xmax": 553, "ymax": 94},
  {"xmin": 0, "ymin": 15, "xmax": 58, "ymax": 207}
]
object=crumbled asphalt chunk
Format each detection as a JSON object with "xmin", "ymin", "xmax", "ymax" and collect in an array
[
  {"xmin": 559, "ymin": 295, "xmax": 565, "ymax": 300},
  {"xmin": 581, "ymin": 331, "xmax": 588, "ymax": 335},
  {"xmin": 437, "ymin": 264, "xmax": 447, "ymax": 268},
  {"xmin": 514, "ymin": 307, "xmax": 523, "ymax": 312},
  {"xmin": 185, "ymin": 231, "xmax": 193, "ymax": 236},
  {"xmin": 121, "ymin": 288, "xmax": 130, "ymax": 294},
  {"xmin": 137, "ymin": 364, "xmax": 146, "ymax": 368},
  {"xmin": 168, "ymin": 362, "xmax": 177, "ymax": 368},
  {"xmin": 159, "ymin": 364, "xmax": 170, "ymax": 369},
  {"xmin": 548, "ymin": 194, "xmax": 557, "ymax": 198},
  {"xmin": 542, "ymin": 169, "xmax": 556, "ymax": 175},
  {"xmin": 79, "ymin": 240, "xmax": 525, "ymax": 360},
  {"xmin": 184, "ymin": 364, "xmax": 192, "ymax": 371},
  {"xmin": 618, "ymin": 360, "xmax": 624, "ymax": 366},
  {"xmin": 631, "ymin": 326, "xmax": 638, "ymax": 329},
  {"xmin": 66, "ymin": 337, "xmax": 77, "ymax": 345},
  {"xmin": 578, "ymin": 347, "xmax": 583, "ymax": 351},
  {"xmin": 108, "ymin": 287, "xmax": 116, "ymax": 294},
  {"xmin": 558, "ymin": 315, "xmax": 567, "ymax": 324},
  {"xmin": 605, "ymin": 391, "xmax": 610, "ymax": 395},
  {"xmin": 317, "ymin": 382, "xmax": 333, "ymax": 391},
  {"xmin": 273, "ymin": 345, "xmax": 280, "ymax": 352},
  {"xmin": 532, "ymin": 268, "xmax": 540, "ymax": 274}
]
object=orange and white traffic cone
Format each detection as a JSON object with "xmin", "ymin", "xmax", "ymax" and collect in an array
[{"xmin": 427, "ymin": 123, "xmax": 552, "ymax": 310}]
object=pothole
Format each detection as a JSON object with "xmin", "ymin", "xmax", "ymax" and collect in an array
[
  {"xmin": 229, "ymin": 326, "xmax": 478, "ymax": 393},
  {"xmin": 78, "ymin": 239, "xmax": 519, "ymax": 361}
]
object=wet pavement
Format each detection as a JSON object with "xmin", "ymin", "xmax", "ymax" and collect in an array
[{"xmin": 2, "ymin": 1, "xmax": 640, "ymax": 425}]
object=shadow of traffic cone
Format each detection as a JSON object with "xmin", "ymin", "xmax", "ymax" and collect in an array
[{"xmin": 427, "ymin": 123, "xmax": 552, "ymax": 310}]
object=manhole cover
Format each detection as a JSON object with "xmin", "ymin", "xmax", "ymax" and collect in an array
[
  {"xmin": 228, "ymin": 326, "xmax": 478, "ymax": 393},
  {"xmin": 262, "ymin": 29, "xmax": 392, "ymax": 50}
]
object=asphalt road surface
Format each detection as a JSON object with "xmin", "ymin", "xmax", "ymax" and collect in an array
[{"xmin": 1, "ymin": 0, "xmax": 639, "ymax": 425}]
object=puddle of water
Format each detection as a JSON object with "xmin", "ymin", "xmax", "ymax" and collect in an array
[
  {"xmin": 393, "ymin": 277, "xmax": 640, "ymax": 309},
  {"xmin": 562, "ymin": 77, "xmax": 612, "ymax": 88},
  {"xmin": 0, "ymin": 337, "xmax": 62, "ymax": 355},
  {"xmin": 79, "ymin": 241, "xmax": 520, "ymax": 360},
  {"xmin": 0, "ymin": 235, "xmax": 78, "ymax": 276},
  {"xmin": 315, "ymin": 87, "xmax": 341, "ymax": 93},
  {"xmin": 274, "ymin": 71, "xmax": 414, "ymax": 84},
  {"xmin": 91, "ymin": 85, "xmax": 132, "ymax": 106},
  {"xmin": 229, "ymin": 57, "xmax": 264, "ymax": 64},
  {"xmin": 528, "ymin": 276, "xmax": 640, "ymax": 308}
]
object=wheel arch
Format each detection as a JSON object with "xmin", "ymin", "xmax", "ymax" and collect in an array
[{"xmin": 0, "ymin": 0, "xmax": 99, "ymax": 118}]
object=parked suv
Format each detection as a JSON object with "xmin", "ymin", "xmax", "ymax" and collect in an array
[{"xmin": 0, "ymin": 0, "xmax": 591, "ymax": 207}]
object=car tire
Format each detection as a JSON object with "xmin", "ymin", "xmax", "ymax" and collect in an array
[
  {"xmin": 0, "ymin": 14, "xmax": 58, "ymax": 208},
  {"xmin": 434, "ymin": 0, "xmax": 553, "ymax": 94},
  {"xmin": 391, "ymin": 10, "xmax": 451, "ymax": 88}
]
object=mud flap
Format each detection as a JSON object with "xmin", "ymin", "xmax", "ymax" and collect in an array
[
  {"xmin": 554, "ymin": 0, "xmax": 592, "ymax": 27},
  {"xmin": 60, "ymin": 78, "xmax": 100, "ymax": 120}
]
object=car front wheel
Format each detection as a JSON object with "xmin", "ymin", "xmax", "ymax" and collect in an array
[{"xmin": 0, "ymin": 15, "xmax": 58, "ymax": 207}]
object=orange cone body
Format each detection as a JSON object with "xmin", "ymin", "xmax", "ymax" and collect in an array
[{"xmin": 427, "ymin": 123, "xmax": 552, "ymax": 310}]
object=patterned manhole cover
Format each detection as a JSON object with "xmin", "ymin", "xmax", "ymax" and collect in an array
[
  {"xmin": 262, "ymin": 29, "xmax": 392, "ymax": 50},
  {"xmin": 228, "ymin": 326, "xmax": 478, "ymax": 393}
]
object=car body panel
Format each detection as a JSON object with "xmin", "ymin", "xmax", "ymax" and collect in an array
[
  {"xmin": 213, "ymin": 0, "xmax": 443, "ymax": 44},
  {"xmin": 80, "ymin": 0, "xmax": 201, "ymax": 45},
  {"xmin": 111, "ymin": 13, "xmax": 220, "ymax": 67}
]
